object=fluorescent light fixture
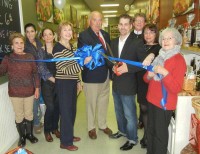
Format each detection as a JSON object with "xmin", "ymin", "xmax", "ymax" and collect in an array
[
  {"xmin": 102, "ymin": 10, "xmax": 118, "ymax": 13},
  {"xmin": 100, "ymin": 4, "xmax": 119, "ymax": 7},
  {"xmin": 104, "ymin": 15, "xmax": 117, "ymax": 17}
]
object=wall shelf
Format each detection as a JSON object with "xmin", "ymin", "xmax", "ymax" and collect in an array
[{"xmin": 109, "ymin": 24, "xmax": 120, "ymax": 40}]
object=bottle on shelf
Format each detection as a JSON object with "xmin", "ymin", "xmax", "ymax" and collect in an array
[
  {"xmin": 190, "ymin": 57, "xmax": 196, "ymax": 72},
  {"xmin": 193, "ymin": 22, "xmax": 200, "ymax": 47}
]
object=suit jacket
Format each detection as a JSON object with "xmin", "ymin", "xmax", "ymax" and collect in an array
[
  {"xmin": 78, "ymin": 27, "xmax": 111, "ymax": 83},
  {"xmin": 111, "ymin": 34, "xmax": 146, "ymax": 95}
]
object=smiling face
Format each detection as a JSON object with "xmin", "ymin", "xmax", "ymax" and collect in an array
[
  {"xmin": 12, "ymin": 37, "xmax": 25, "ymax": 54},
  {"xmin": 42, "ymin": 29, "xmax": 55, "ymax": 44},
  {"xmin": 60, "ymin": 25, "xmax": 73, "ymax": 42},
  {"xmin": 89, "ymin": 11, "xmax": 102, "ymax": 33},
  {"xmin": 25, "ymin": 26, "xmax": 36, "ymax": 42},
  {"xmin": 161, "ymin": 31, "xmax": 176, "ymax": 51},
  {"xmin": 144, "ymin": 28, "xmax": 156, "ymax": 45},
  {"xmin": 118, "ymin": 18, "xmax": 132, "ymax": 36},
  {"xmin": 133, "ymin": 16, "xmax": 145, "ymax": 31}
]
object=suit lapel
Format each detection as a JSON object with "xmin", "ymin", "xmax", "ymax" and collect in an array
[
  {"xmin": 88, "ymin": 27, "xmax": 101, "ymax": 44},
  {"xmin": 120, "ymin": 34, "xmax": 133, "ymax": 58}
]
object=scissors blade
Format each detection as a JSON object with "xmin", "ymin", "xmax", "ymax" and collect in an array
[{"xmin": 99, "ymin": 52, "xmax": 116, "ymax": 65}]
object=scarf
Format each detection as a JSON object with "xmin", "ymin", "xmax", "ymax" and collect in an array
[{"xmin": 152, "ymin": 45, "xmax": 180, "ymax": 81}]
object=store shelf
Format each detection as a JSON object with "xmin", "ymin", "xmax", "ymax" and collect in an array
[{"xmin": 109, "ymin": 24, "xmax": 120, "ymax": 40}]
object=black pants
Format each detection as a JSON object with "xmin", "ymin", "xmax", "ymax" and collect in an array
[
  {"xmin": 56, "ymin": 79, "xmax": 77, "ymax": 146},
  {"xmin": 41, "ymin": 80, "xmax": 59, "ymax": 133},
  {"xmin": 147, "ymin": 103, "xmax": 173, "ymax": 154}
]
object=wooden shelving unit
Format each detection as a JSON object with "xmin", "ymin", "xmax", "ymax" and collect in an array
[{"xmin": 109, "ymin": 24, "xmax": 120, "ymax": 40}]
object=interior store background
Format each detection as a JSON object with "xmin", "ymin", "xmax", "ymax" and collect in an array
[{"xmin": 1, "ymin": 0, "xmax": 200, "ymax": 154}]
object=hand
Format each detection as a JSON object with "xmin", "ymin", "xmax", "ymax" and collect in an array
[
  {"xmin": 147, "ymin": 71, "xmax": 156, "ymax": 79},
  {"xmin": 116, "ymin": 62, "xmax": 128, "ymax": 74},
  {"xmin": 84, "ymin": 56, "xmax": 92, "ymax": 64},
  {"xmin": 77, "ymin": 82, "xmax": 83, "ymax": 95},
  {"xmin": 153, "ymin": 65, "xmax": 169, "ymax": 77},
  {"xmin": 34, "ymin": 88, "xmax": 40, "ymax": 99},
  {"xmin": 142, "ymin": 53, "xmax": 155, "ymax": 66},
  {"xmin": 48, "ymin": 77, "xmax": 55, "ymax": 83}
]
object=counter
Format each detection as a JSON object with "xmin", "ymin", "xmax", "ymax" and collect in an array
[{"xmin": 0, "ymin": 82, "xmax": 18, "ymax": 154}]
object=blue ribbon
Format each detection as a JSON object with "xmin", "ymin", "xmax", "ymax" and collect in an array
[
  {"xmin": 108, "ymin": 56, "xmax": 154, "ymax": 72},
  {"xmin": 74, "ymin": 44, "xmax": 105, "ymax": 70},
  {"xmin": 157, "ymin": 74, "xmax": 167, "ymax": 110}
]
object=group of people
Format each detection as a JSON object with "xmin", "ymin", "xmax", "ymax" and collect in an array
[{"xmin": 0, "ymin": 10, "xmax": 186, "ymax": 154}]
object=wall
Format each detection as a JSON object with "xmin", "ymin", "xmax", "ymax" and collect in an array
[
  {"xmin": 159, "ymin": 0, "xmax": 200, "ymax": 29},
  {"xmin": 21, "ymin": 0, "xmax": 90, "ymax": 34}
]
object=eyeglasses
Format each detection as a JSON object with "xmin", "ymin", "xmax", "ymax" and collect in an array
[{"xmin": 162, "ymin": 37, "xmax": 174, "ymax": 41}]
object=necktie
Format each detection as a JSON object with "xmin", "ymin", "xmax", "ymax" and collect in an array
[{"xmin": 97, "ymin": 32, "xmax": 106, "ymax": 49}]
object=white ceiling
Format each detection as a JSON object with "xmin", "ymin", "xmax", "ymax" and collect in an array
[{"xmin": 83, "ymin": 0, "xmax": 135, "ymax": 17}]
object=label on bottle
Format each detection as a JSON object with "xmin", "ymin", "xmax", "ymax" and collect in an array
[
  {"xmin": 187, "ymin": 29, "xmax": 192, "ymax": 41},
  {"xmin": 195, "ymin": 29, "xmax": 200, "ymax": 42}
]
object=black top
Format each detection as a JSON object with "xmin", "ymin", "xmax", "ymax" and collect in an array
[
  {"xmin": 136, "ymin": 44, "xmax": 161, "ymax": 104},
  {"xmin": 111, "ymin": 34, "xmax": 146, "ymax": 95}
]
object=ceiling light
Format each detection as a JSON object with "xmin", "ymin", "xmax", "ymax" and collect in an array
[
  {"xmin": 100, "ymin": 4, "xmax": 119, "ymax": 7},
  {"xmin": 102, "ymin": 10, "xmax": 118, "ymax": 13},
  {"xmin": 104, "ymin": 15, "xmax": 117, "ymax": 17}
]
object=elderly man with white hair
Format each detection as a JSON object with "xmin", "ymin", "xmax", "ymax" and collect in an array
[{"xmin": 143, "ymin": 28, "xmax": 186, "ymax": 154}]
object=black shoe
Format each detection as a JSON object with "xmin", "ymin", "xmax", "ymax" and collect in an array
[
  {"xmin": 25, "ymin": 119, "xmax": 38, "ymax": 143},
  {"xmin": 140, "ymin": 139, "xmax": 147, "ymax": 148},
  {"xmin": 137, "ymin": 121, "xmax": 144, "ymax": 129},
  {"xmin": 109, "ymin": 132, "xmax": 124, "ymax": 139},
  {"xmin": 120, "ymin": 141, "xmax": 136, "ymax": 151}
]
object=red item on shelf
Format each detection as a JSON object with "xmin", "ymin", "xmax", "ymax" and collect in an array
[{"xmin": 189, "ymin": 114, "xmax": 200, "ymax": 153}]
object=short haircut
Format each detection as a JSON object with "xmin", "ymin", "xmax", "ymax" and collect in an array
[
  {"xmin": 119, "ymin": 14, "xmax": 133, "ymax": 24},
  {"xmin": 9, "ymin": 32, "xmax": 25, "ymax": 45},
  {"xmin": 143, "ymin": 24, "xmax": 159, "ymax": 43},
  {"xmin": 159, "ymin": 27, "xmax": 182, "ymax": 46},
  {"xmin": 57, "ymin": 21, "xmax": 73, "ymax": 40},
  {"xmin": 24, "ymin": 23, "xmax": 36, "ymax": 32},
  {"xmin": 89, "ymin": 11, "xmax": 102, "ymax": 20},
  {"xmin": 133, "ymin": 13, "xmax": 146, "ymax": 22}
]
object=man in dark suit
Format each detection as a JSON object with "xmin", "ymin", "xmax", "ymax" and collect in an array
[
  {"xmin": 109, "ymin": 14, "xmax": 146, "ymax": 151},
  {"xmin": 78, "ymin": 11, "xmax": 112, "ymax": 140}
]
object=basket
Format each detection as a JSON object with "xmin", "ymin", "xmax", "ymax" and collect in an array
[
  {"xmin": 183, "ymin": 78, "xmax": 196, "ymax": 91},
  {"xmin": 192, "ymin": 97, "xmax": 200, "ymax": 120}
]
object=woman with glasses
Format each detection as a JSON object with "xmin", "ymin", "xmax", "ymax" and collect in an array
[{"xmin": 143, "ymin": 28, "xmax": 186, "ymax": 154}]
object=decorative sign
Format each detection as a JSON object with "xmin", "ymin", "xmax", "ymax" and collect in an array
[{"xmin": 0, "ymin": 0, "xmax": 22, "ymax": 58}]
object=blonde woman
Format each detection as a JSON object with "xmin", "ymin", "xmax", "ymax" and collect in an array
[{"xmin": 53, "ymin": 21, "xmax": 91, "ymax": 151}]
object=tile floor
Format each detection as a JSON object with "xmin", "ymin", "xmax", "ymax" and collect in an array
[{"xmin": 9, "ymin": 90, "xmax": 147, "ymax": 154}]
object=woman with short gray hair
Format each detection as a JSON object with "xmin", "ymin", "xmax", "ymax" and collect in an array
[{"xmin": 143, "ymin": 28, "xmax": 186, "ymax": 154}]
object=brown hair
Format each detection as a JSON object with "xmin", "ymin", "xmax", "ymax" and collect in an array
[
  {"xmin": 133, "ymin": 13, "xmax": 146, "ymax": 22},
  {"xmin": 143, "ymin": 24, "xmax": 159, "ymax": 43},
  {"xmin": 119, "ymin": 14, "xmax": 133, "ymax": 24},
  {"xmin": 57, "ymin": 21, "xmax": 73, "ymax": 40},
  {"xmin": 9, "ymin": 32, "xmax": 25, "ymax": 45}
]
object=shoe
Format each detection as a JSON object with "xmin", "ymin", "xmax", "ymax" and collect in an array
[
  {"xmin": 140, "ymin": 139, "xmax": 147, "ymax": 148},
  {"xmin": 88, "ymin": 129, "xmax": 97, "ymax": 139},
  {"xmin": 137, "ymin": 121, "xmax": 144, "ymax": 129},
  {"xmin": 73, "ymin": 136, "xmax": 81, "ymax": 142},
  {"xmin": 99, "ymin": 127, "xmax": 113, "ymax": 135},
  {"xmin": 45, "ymin": 133, "xmax": 53, "ymax": 142},
  {"xmin": 60, "ymin": 144, "xmax": 78, "ymax": 151},
  {"xmin": 120, "ymin": 141, "xmax": 136, "ymax": 151},
  {"xmin": 34, "ymin": 125, "xmax": 42, "ymax": 134},
  {"xmin": 52, "ymin": 129, "xmax": 60, "ymax": 138},
  {"xmin": 109, "ymin": 132, "xmax": 124, "ymax": 139}
]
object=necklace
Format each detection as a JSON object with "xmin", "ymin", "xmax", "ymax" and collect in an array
[{"xmin": 144, "ymin": 44, "xmax": 153, "ymax": 52}]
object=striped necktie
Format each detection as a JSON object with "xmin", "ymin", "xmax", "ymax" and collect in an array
[{"xmin": 97, "ymin": 32, "xmax": 106, "ymax": 49}]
